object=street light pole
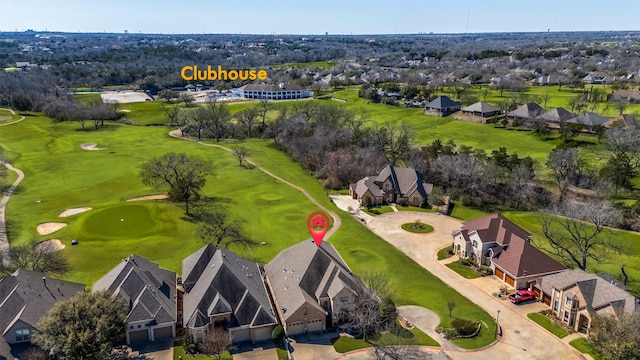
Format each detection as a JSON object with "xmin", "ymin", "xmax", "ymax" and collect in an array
[{"xmin": 495, "ymin": 309, "xmax": 501, "ymax": 339}]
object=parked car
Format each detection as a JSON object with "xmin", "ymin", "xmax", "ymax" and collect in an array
[{"xmin": 509, "ymin": 290, "xmax": 537, "ymax": 304}]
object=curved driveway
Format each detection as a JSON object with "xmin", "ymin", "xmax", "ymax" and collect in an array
[{"xmin": 366, "ymin": 212, "xmax": 581, "ymax": 360}]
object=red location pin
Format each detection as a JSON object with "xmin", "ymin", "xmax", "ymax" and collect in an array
[{"xmin": 307, "ymin": 211, "xmax": 329, "ymax": 247}]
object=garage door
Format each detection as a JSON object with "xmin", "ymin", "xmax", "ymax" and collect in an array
[
  {"xmin": 306, "ymin": 319, "xmax": 324, "ymax": 333},
  {"xmin": 129, "ymin": 329, "xmax": 149, "ymax": 344},
  {"xmin": 253, "ymin": 326, "xmax": 273, "ymax": 342},
  {"xmin": 153, "ymin": 326, "xmax": 173, "ymax": 341},
  {"xmin": 543, "ymin": 294, "xmax": 551, "ymax": 306},
  {"xmin": 505, "ymin": 275, "xmax": 515, "ymax": 287},
  {"xmin": 495, "ymin": 268, "xmax": 504, "ymax": 280},
  {"xmin": 232, "ymin": 328, "xmax": 251, "ymax": 343},
  {"xmin": 286, "ymin": 321, "xmax": 304, "ymax": 335}
]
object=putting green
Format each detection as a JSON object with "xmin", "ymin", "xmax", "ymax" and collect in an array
[{"xmin": 82, "ymin": 204, "xmax": 158, "ymax": 237}]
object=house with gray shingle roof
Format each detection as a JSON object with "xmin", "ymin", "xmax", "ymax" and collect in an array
[
  {"xmin": 537, "ymin": 107, "xmax": 576, "ymax": 125},
  {"xmin": 507, "ymin": 102, "xmax": 545, "ymax": 122},
  {"xmin": 349, "ymin": 165, "xmax": 433, "ymax": 207},
  {"xmin": 265, "ymin": 240, "xmax": 370, "ymax": 335},
  {"xmin": 0, "ymin": 270, "xmax": 86, "ymax": 360},
  {"xmin": 182, "ymin": 244, "xmax": 276, "ymax": 344},
  {"xmin": 424, "ymin": 96, "xmax": 461, "ymax": 116},
  {"xmin": 453, "ymin": 214, "xmax": 565, "ymax": 289},
  {"xmin": 460, "ymin": 102, "xmax": 501, "ymax": 118},
  {"xmin": 93, "ymin": 255, "xmax": 177, "ymax": 345},
  {"xmin": 567, "ymin": 112, "xmax": 609, "ymax": 131},
  {"xmin": 535, "ymin": 269, "xmax": 638, "ymax": 333}
]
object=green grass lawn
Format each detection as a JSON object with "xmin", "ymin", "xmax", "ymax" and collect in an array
[
  {"xmin": 0, "ymin": 108, "xmax": 22, "ymax": 122},
  {"xmin": 449, "ymin": 203, "xmax": 489, "ymax": 221},
  {"xmin": 446, "ymin": 260, "xmax": 481, "ymax": 279},
  {"xmin": 401, "ymin": 222, "xmax": 434, "ymax": 234},
  {"xmin": 173, "ymin": 346, "xmax": 232, "ymax": 360},
  {"xmin": 527, "ymin": 313, "xmax": 569, "ymax": 338},
  {"xmin": 332, "ymin": 324, "xmax": 438, "ymax": 353},
  {"xmin": 437, "ymin": 246, "xmax": 453, "ymax": 261},
  {"xmin": 362, "ymin": 206, "xmax": 394, "ymax": 216},
  {"xmin": 569, "ymin": 338, "xmax": 603, "ymax": 360}
]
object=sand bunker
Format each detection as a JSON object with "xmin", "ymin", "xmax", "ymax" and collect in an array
[
  {"xmin": 36, "ymin": 239, "xmax": 65, "ymax": 253},
  {"xmin": 37, "ymin": 222, "xmax": 67, "ymax": 235},
  {"xmin": 126, "ymin": 194, "xmax": 169, "ymax": 202},
  {"xmin": 100, "ymin": 91, "xmax": 153, "ymax": 104},
  {"xmin": 118, "ymin": 109, "xmax": 131, "ymax": 113},
  {"xmin": 0, "ymin": 116, "xmax": 11, "ymax": 121},
  {"xmin": 81, "ymin": 143, "xmax": 107, "ymax": 151},
  {"xmin": 58, "ymin": 207, "xmax": 92, "ymax": 217}
]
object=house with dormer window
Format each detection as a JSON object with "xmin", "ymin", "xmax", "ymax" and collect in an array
[{"xmin": 349, "ymin": 165, "xmax": 433, "ymax": 207}]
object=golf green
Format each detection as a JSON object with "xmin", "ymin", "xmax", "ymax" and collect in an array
[{"xmin": 82, "ymin": 204, "xmax": 158, "ymax": 237}]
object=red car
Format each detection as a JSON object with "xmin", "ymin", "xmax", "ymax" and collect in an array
[{"xmin": 509, "ymin": 290, "xmax": 537, "ymax": 304}]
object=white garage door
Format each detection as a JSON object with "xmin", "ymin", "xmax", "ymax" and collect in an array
[
  {"xmin": 307, "ymin": 319, "xmax": 324, "ymax": 333},
  {"xmin": 232, "ymin": 328, "xmax": 251, "ymax": 343},
  {"xmin": 253, "ymin": 326, "xmax": 274, "ymax": 342},
  {"xmin": 286, "ymin": 321, "xmax": 304, "ymax": 335}
]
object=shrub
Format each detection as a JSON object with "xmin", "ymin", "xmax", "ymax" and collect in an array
[
  {"xmin": 452, "ymin": 319, "xmax": 480, "ymax": 337},
  {"xmin": 397, "ymin": 197, "xmax": 408, "ymax": 207},
  {"xmin": 479, "ymin": 265, "xmax": 493, "ymax": 276},
  {"xmin": 272, "ymin": 325, "xmax": 284, "ymax": 346}
]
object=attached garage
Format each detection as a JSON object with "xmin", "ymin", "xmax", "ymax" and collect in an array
[
  {"xmin": 128, "ymin": 329, "xmax": 149, "ymax": 344},
  {"xmin": 252, "ymin": 326, "xmax": 274, "ymax": 342},
  {"xmin": 505, "ymin": 274, "xmax": 515, "ymax": 287},
  {"xmin": 542, "ymin": 294, "xmax": 551, "ymax": 306},
  {"xmin": 495, "ymin": 268, "xmax": 505, "ymax": 281},
  {"xmin": 153, "ymin": 326, "xmax": 173, "ymax": 341},
  {"xmin": 286, "ymin": 321, "xmax": 304, "ymax": 335},
  {"xmin": 306, "ymin": 319, "xmax": 324, "ymax": 333},
  {"xmin": 231, "ymin": 328, "xmax": 251, "ymax": 343}
]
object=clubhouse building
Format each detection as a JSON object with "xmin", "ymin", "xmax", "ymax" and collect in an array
[{"xmin": 238, "ymin": 83, "xmax": 312, "ymax": 100}]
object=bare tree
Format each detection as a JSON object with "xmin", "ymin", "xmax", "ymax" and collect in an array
[
  {"xmin": 140, "ymin": 153, "xmax": 212, "ymax": 214},
  {"xmin": 600, "ymin": 124, "xmax": 640, "ymax": 197},
  {"xmin": 198, "ymin": 211, "xmax": 255, "ymax": 249},
  {"xmin": 255, "ymin": 98, "xmax": 271, "ymax": 129},
  {"xmin": 0, "ymin": 239, "xmax": 71, "ymax": 276},
  {"xmin": 447, "ymin": 300, "xmax": 457, "ymax": 317},
  {"xmin": 590, "ymin": 311, "xmax": 640, "ymax": 360},
  {"xmin": 160, "ymin": 101, "xmax": 182, "ymax": 126},
  {"xmin": 198, "ymin": 327, "xmax": 232, "ymax": 360},
  {"xmin": 547, "ymin": 148, "xmax": 579, "ymax": 203},
  {"xmin": 539, "ymin": 200, "xmax": 623, "ymax": 271},
  {"xmin": 235, "ymin": 107, "xmax": 259, "ymax": 137},
  {"xmin": 203, "ymin": 99, "xmax": 232, "ymax": 141},
  {"xmin": 373, "ymin": 334, "xmax": 422, "ymax": 360}
]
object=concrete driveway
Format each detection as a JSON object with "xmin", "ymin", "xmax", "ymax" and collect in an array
[
  {"xmin": 330, "ymin": 195, "xmax": 373, "ymax": 224},
  {"xmin": 366, "ymin": 212, "xmax": 582, "ymax": 360}
]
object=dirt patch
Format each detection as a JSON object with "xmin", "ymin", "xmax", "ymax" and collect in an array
[
  {"xmin": 37, "ymin": 239, "xmax": 65, "ymax": 253},
  {"xmin": 0, "ymin": 116, "xmax": 11, "ymax": 121},
  {"xmin": 37, "ymin": 222, "xmax": 67, "ymax": 235},
  {"xmin": 126, "ymin": 194, "xmax": 169, "ymax": 202},
  {"xmin": 58, "ymin": 207, "xmax": 92, "ymax": 217},
  {"xmin": 81, "ymin": 143, "xmax": 107, "ymax": 151}
]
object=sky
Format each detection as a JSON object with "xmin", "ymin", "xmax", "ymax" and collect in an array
[{"xmin": 1, "ymin": 0, "xmax": 639, "ymax": 35}]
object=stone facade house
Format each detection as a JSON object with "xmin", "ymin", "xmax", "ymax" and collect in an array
[
  {"xmin": 265, "ymin": 240, "xmax": 371, "ymax": 335},
  {"xmin": 535, "ymin": 270, "xmax": 638, "ymax": 333},
  {"xmin": 349, "ymin": 165, "xmax": 433, "ymax": 207},
  {"xmin": 182, "ymin": 244, "xmax": 277, "ymax": 344},
  {"xmin": 423, "ymin": 96, "xmax": 461, "ymax": 116},
  {"xmin": 93, "ymin": 255, "xmax": 178, "ymax": 345},
  {"xmin": 452, "ymin": 214, "xmax": 565, "ymax": 289},
  {"xmin": 0, "ymin": 270, "xmax": 85, "ymax": 360}
]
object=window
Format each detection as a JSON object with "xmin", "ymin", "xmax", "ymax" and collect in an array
[
  {"xmin": 553, "ymin": 301, "xmax": 559, "ymax": 312},
  {"xmin": 15, "ymin": 329, "xmax": 30, "ymax": 342},
  {"xmin": 472, "ymin": 240, "xmax": 478, "ymax": 248},
  {"xmin": 565, "ymin": 297, "xmax": 572, "ymax": 307},
  {"xmin": 563, "ymin": 311, "xmax": 570, "ymax": 323},
  {"xmin": 413, "ymin": 197, "xmax": 418, "ymax": 203}
]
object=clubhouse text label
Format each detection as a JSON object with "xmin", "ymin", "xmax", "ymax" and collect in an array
[{"xmin": 180, "ymin": 65, "xmax": 268, "ymax": 81}]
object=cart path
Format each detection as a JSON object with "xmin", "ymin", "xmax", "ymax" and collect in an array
[
  {"xmin": 0, "ymin": 162, "xmax": 24, "ymax": 267},
  {"xmin": 168, "ymin": 130, "xmax": 341, "ymax": 239},
  {"xmin": 0, "ymin": 108, "xmax": 26, "ymax": 126}
]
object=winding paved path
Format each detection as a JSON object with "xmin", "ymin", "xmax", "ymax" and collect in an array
[
  {"xmin": 168, "ymin": 130, "xmax": 341, "ymax": 239},
  {"xmin": 0, "ymin": 163, "xmax": 24, "ymax": 267},
  {"xmin": 0, "ymin": 108, "xmax": 26, "ymax": 127}
]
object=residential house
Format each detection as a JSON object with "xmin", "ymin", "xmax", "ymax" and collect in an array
[
  {"xmin": 582, "ymin": 72, "xmax": 619, "ymax": 84},
  {"xmin": 507, "ymin": 103, "xmax": 545, "ymax": 123},
  {"xmin": 265, "ymin": 240, "xmax": 372, "ymax": 335},
  {"xmin": 93, "ymin": 255, "xmax": 178, "ymax": 345},
  {"xmin": 531, "ymin": 74, "xmax": 568, "ymax": 87},
  {"xmin": 182, "ymin": 244, "xmax": 277, "ymax": 344},
  {"xmin": 567, "ymin": 112, "xmax": 609, "ymax": 131},
  {"xmin": 0, "ymin": 270, "xmax": 86, "ymax": 360},
  {"xmin": 460, "ymin": 102, "xmax": 501, "ymax": 118},
  {"xmin": 349, "ymin": 165, "xmax": 433, "ymax": 207},
  {"xmin": 537, "ymin": 107, "xmax": 576, "ymax": 126},
  {"xmin": 238, "ymin": 83, "xmax": 311, "ymax": 100},
  {"xmin": 535, "ymin": 269, "xmax": 638, "ymax": 333},
  {"xmin": 603, "ymin": 114, "xmax": 638, "ymax": 128},
  {"xmin": 452, "ymin": 214, "xmax": 565, "ymax": 289},
  {"xmin": 423, "ymin": 96, "xmax": 461, "ymax": 117},
  {"xmin": 607, "ymin": 89, "xmax": 640, "ymax": 103}
]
